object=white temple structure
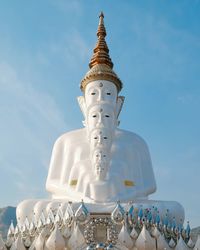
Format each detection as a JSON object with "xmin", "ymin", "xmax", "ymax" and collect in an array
[{"xmin": 2, "ymin": 12, "xmax": 200, "ymax": 250}]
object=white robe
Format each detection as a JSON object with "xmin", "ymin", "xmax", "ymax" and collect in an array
[{"xmin": 46, "ymin": 128, "xmax": 157, "ymax": 202}]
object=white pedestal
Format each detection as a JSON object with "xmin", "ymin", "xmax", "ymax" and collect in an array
[{"xmin": 90, "ymin": 180, "xmax": 118, "ymax": 202}]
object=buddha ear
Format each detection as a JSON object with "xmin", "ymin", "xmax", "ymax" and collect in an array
[
  {"xmin": 77, "ymin": 96, "xmax": 87, "ymax": 118},
  {"xmin": 116, "ymin": 96, "xmax": 125, "ymax": 117}
]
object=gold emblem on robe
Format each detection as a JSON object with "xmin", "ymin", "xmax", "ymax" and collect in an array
[
  {"xmin": 70, "ymin": 179, "xmax": 78, "ymax": 186},
  {"xmin": 124, "ymin": 180, "xmax": 135, "ymax": 187}
]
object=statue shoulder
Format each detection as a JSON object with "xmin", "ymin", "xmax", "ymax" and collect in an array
[
  {"xmin": 54, "ymin": 128, "xmax": 87, "ymax": 147},
  {"xmin": 115, "ymin": 128, "xmax": 149, "ymax": 148}
]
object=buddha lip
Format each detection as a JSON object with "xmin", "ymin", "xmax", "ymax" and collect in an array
[
  {"xmin": 95, "ymin": 163, "xmax": 107, "ymax": 167},
  {"xmin": 95, "ymin": 123, "xmax": 104, "ymax": 128}
]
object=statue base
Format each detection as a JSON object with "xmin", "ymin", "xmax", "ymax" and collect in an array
[{"xmin": 12, "ymin": 199, "xmax": 188, "ymax": 250}]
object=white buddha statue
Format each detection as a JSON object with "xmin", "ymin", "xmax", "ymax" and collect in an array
[
  {"xmin": 45, "ymin": 13, "xmax": 156, "ymax": 202},
  {"xmin": 17, "ymin": 12, "xmax": 184, "ymax": 226},
  {"xmin": 46, "ymin": 79, "xmax": 156, "ymax": 202}
]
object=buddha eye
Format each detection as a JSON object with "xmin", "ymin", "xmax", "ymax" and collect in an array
[
  {"xmin": 91, "ymin": 92, "xmax": 96, "ymax": 95},
  {"xmin": 96, "ymin": 154, "xmax": 99, "ymax": 157},
  {"xmin": 103, "ymin": 137, "xmax": 107, "ymax": 139},
  {"xmin": 105, "ymin": 115, "xmax": 110, "ymax": 118},
  {"xmin": 94, "ymin": 137, "xmax": 98, "ymax": 140},
  {"xmin": 107, "ymin": 92, "xmax": 111, "ymax": 95},
  {"xmin": 92, "ymin": 115, "xmax": 97, "ymax": 118},
  {"xmin": 103, "ymin": 155, "xmax": 106, "ymax": 157}
]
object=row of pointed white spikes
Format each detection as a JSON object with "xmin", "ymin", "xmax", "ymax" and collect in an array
[
  {"xmin": 117, "ymin": 223, "xmax": 200, "ymax": 250},
  {"xmin": 7, "ymin": 202, "xmax": 190, "ymax": 240},
  {"xmin": 1, "ymin": 222, "xmax": 200, "ymax": 250},
  {"xmin": 1, "ymin": 201, "xmax": 200, "ymax": 250}
]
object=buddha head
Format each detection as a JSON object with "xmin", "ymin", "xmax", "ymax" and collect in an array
[
  {"xmin": 89, "ymin": 128, "xmax": 112, "ymax": 151},
  {"xmin": 92, "ymin": 148, "xmax": 110, "ymax": 180},
  {"xmin": 78, "ymin": 80, "xmax": 124, "ymax": 123},
  {"xmin": 86, "ymin": 103, "xmax": 117, "ymax": 133},
  {"xmin": 84, "ymin": 81, "xmax": 117, "ymax": 107}
]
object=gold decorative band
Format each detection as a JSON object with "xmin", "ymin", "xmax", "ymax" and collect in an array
[
  {"xmin": 124, "ymin": 180, "xmax": 135, "ymax": 187},
  {"xmin": 81, "ymin": 64, "xmax": 122, "ymax": 93},
  {"xmin": 70, "ymin": 179, "xmax": 78, "ymax": 186}
]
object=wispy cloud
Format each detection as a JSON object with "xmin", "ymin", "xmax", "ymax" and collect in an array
[
  {"xmin": 126, "ymin": 10, "xmax": 200, "ymax": 87},
  {"xmin": 0, "ymin": 62, "xmax": 67, "ymax": 205},
  {"xmin": 49, "ymin": 30, "xmax": 91, "ymax": 67}
]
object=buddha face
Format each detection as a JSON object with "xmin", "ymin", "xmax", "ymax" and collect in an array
[
  {"xmin": 89, "ymin": 128, "xmax": 112, "ymax": 150},
  {"xmin": 84, "ymin": 80, "xmax": 118, "ymax": 108},
  {"xmin": 92, "ymin": 148, "xmax": 109, "ymax": 180},
  {"xmin": 86, "ymin": 104, "xmax": 116, "ymax": 131}
]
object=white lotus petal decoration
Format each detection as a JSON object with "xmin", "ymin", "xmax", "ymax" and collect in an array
[
  {"xmin": 34, "ymin": 228, "xmax": 48, "ymax": 250},
  {"xmin": 151, "ymin": 226, "xmax": 160, "ymax": 239},
  {"xmin": 63, "ymin": 203, "xmax": 74, "ymax": 226},
  {"xmin": 168, "ymin": 238, "xmax": 176, "ymax": 248},
  {"xmin": 111, "ymin": 202, "xmax": 125, "ymax": 225},
  {"xmin": 7, "ymin": 221, "xmax": 15, "ymax": 238},
  {"xmin": 130, "ymin": 226, "xmax": 138, "ymax": 240},
  {"xmin": 11, "ymin": 236, "xmax": 26, "ymax": 250},
  {"xmin": 175, "ymin": 235, "xmax": 190, "ymax": 250},
  {"xmin": 135, "ymin": 224, "xmax": 156, "ymax": 250},
  {"xmin": 157, "ymin": 234, "xmax": 170, "ymax": 250},
  {"xmin": 117, "ymin": 224, "xmax": 134, "ymax": 249},
  {"xmin": 75, "ymin": 202, "xmax": 90, "ymax": 225},
  {"xmin": 45, "ymin": 225, "xmax": 65, "ymax": 250},
  {"xmin": 194, "ymin": 235, "xmax": 200, "ymax": 250},
  {"xmin": 187, "ymin": 237, "xmax": 195, "ymax": 248},
  {"xmin": 67, "ymin": 224, "xmax": 85, "ymax": 249}
]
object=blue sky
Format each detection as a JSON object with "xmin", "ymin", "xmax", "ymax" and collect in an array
[{"xmin": 0, "ymin": 1, "xmax": 199, "ymax": 228}]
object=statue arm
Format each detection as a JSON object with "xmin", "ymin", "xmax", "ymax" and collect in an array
[
  {"xmin": 126, "ymin": 132, "xmax": 157, "ymax": 196},
  {"xmin": 140, "ymin": 140, "xmax": 157, "ymax": 195},
  {"xmin": 46, "ymin": 179, "xmax": 67, "ymax": 195},
  {"xmin": 46, "ymin": 134, "xmax": 76, "ymax": 196},
  {"xmin": 46, "ymin": 137, "xmax": 67, "ymax": 195}
]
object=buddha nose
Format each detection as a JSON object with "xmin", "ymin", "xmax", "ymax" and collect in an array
[
  {"xmin": 99, "ymin": 135, "xmax": 103, "ymax": 144},
  {"xmin": 98, "ymin": 114, "xmax": 103, "ymax": 123},
  {"xmin": 96, "ymin": 114, "xmax": 103, "ymax": 128},
  {"xmin": 99, "ymin": 154, "xmax": 103, "ymax": 160},
  {"xmin": 98, "ymin": 91, "xmax": 104, "ymax": 101}
]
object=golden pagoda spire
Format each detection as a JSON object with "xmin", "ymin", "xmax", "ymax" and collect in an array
[
  {"xmin": 89, "ymin": 12, "xmax": 113, "ymax": 69},
  {"xmin": 80, "ymin": 12, "xmax": 122, "ymax": 92}
]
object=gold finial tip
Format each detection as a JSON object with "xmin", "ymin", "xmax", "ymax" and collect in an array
[
  {"xmin": 80, "ymin": 12, "xmax": 123, "ymax": 92},
  {"xmin": 99, "ymin": 11, "xmax": 104, "ymax": 18}
]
